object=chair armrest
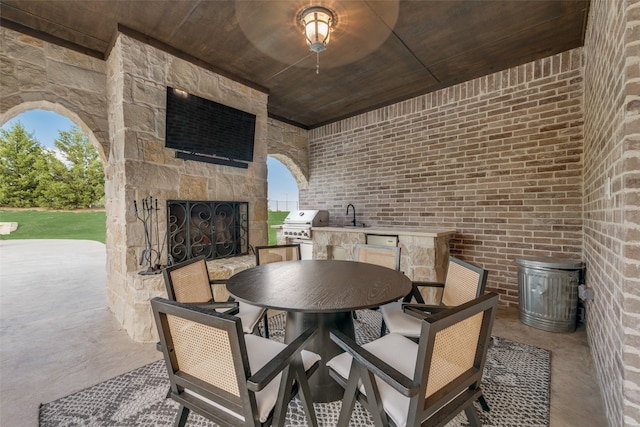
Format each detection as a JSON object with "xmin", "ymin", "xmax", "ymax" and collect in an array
[
  {"xmin": 412, "ymin": 281, "xmax": 444, "ymax": 289},
  {"xmin": 209, "ymin": 278, "xmax": 227, "ymax": 285},
  {"xmin": 402, "ymin": 303, "xmax": 448, "ymax": 320},
  {"xmin": 186, "ymin": 301, "xmax": 239, "ymax": 316},
  {"xmin": 247, "ymin": 327, "xmax": 318, "ymax": 392},
  {"xmin": 406, "ymin": 281, "xmax": 445, "ymax": 304},
  {"xmin": 329, "ymin": 330, "xmax": 419, "ymax": 398},
  {"xmin": 402, "ymin": 281, "xmax": 436, "ymax": 303}
]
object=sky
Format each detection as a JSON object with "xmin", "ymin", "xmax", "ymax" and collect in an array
[{"xmin": 1, "ymin": 109, "xmax": 299, "ymax": 205}]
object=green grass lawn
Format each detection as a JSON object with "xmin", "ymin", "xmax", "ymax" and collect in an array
[
  {"xmin": 1, "ymin": 209, "xmax": 288, "ymax": 246},
  {"xmin": 268, "ymin": 210, "xmax": 288, "ymax": 245},
  {"xmin": 0, "ymin": 209, "xmax": 107, "ymax": 243}
]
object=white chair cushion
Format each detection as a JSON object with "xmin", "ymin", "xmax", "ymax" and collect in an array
[
  {"xmin": 213, "ymin": 302, "xmax": 265, "ymax": 334},
  {"xmin": 380, "ymin": 301, "xmax": 422, "ymax": 338},
  {"xmin": 326, "ymin": 333, "xmax": 418, "ymax": 427},
  {"xmin": 237, "ymin": 302, "xmax": 266, "ymax": 334},
  {"xmin": 245, "ymin": 334, "xmax": 321, "ymax": 423}
]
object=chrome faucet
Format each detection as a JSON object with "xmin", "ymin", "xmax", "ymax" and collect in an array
[{"xmin": 346, "ymin": 204, "xmax": 356, "ymax": 227}]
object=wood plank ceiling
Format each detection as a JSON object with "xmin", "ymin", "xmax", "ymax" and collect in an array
[{"xmin": 0, "ymin": 0, "xmax": 589, "ymax": 129}]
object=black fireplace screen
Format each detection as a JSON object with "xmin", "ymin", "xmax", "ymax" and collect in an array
[{"xmin": 167, "ymin": 200, "xmax": 249, "ymax": 263}]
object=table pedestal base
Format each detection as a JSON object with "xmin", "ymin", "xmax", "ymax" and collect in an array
[{"xmin": 285, "ymin": 311, "xmax": 355, "ymax": 403}]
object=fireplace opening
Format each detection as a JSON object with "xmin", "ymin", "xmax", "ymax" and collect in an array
[{"xmin": 167, "ymin": 200, "xmax": 249, "ymax": 263}]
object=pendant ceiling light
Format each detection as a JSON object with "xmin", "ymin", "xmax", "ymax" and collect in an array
[{"xmin": 299, "ymin": 6, "xmax": 335, "ymax": 74}]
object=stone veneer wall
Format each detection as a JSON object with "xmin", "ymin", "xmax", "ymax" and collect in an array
[
  {"xmin": 583, "ymin": 0, "xmax": 640, "ymax": 424},
  {"xmin": 104, "ymin": 32, "xmax": 269, "ymax": 342},
  {"xmin": 302, "ymin": 50, "xmax": 584, "ymax": 307},
  {"xmin": 0, "ymin": 27, "xmax": 109, "ymax": 161}
]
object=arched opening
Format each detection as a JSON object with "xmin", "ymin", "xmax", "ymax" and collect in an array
[
  {"xmin": 1, "ymin": 107, "xmax": 106, "ymax": 239},
  {"xmin": 1, "ymin": 102, "xmax": 107, "ymax": 164},
  {"xmin": 267, "ymin": 156, "xmax": 299, "ymax": 212},
  {"xmin": 267, "ymin": 156, "xmax": 299, "ymax": 244}
]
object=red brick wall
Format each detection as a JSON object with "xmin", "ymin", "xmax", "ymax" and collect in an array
[
  {"xmin": 583, "ymin": 0, "xmax": 640, "ymax": 424},
  {"xmin": 302, "ymin": 49, "xmax": 584, "ymax": 307}
]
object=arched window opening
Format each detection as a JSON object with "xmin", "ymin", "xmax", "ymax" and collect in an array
[
  {"xmin": 1, "ymin": 109, "xmax": 106, "ymax": 212},
  {"xmin": 267, "ymin": 156, "xmax": 299, "ymax": 245},
  {"xmin": 267, "ymin": 157, "xmax": 299, "ymax": 212}
]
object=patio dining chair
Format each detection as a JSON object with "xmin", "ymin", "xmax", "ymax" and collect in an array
[
  {"xmin": 255, "ymin": 244, "xmax": 301, "ymax": 265},
  {"xmin": 327, "ymin": 292, "xmax": 499, "ymax": 427},
  {"xmin": 254, "ymin": 244, "xmax": 301, "ymax": 320},
  {"xmin": 354, "ymin": 243, "xmax": 401, "ymax": 271},
  {"xmin": 152, "ymin": 297, "xmax": 320, "ymax": 427},
  {"xmin": 163, "ymin": 256, "xmax": 269, "ymax": 337},
  {"xmin": 352, "ymin": 243, "xmax": 401, "ymax": 319},
  {"xmin": 379, "ymin": 256, "xmax": 488, "ymax": 339}
]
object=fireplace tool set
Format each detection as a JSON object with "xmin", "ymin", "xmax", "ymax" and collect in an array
[{"xmin": 133, "ymin": 196, "xmax": 167, "ymax": 275}]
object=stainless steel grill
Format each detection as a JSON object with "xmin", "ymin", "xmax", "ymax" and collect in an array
[{"xmin": 282, "ymin": 210, "xmax": 329, "ymax": 240}]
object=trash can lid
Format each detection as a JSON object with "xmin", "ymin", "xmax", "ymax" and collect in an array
[{"xmin": 515, "ymin": 256, "xmax": 583, "ymax": 270}]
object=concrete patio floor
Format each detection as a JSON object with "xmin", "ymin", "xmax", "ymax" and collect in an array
[{"xmin": 0, "ymin": 239, "xmax": 608, "ymax": 426}]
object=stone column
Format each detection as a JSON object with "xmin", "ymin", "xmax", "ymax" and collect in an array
[{"xmin": 105, "ymin": 32, "xmax": 269, "ymax": 342}]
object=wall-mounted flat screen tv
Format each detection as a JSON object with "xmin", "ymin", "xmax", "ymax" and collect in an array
[{"xmin": 165, "ymin": 87, "xmax": 256, "ymax": 165}]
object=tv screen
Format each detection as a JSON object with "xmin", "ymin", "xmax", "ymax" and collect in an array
[{"xmin": 165, "ymin": 87, "xmax": 256, "ymax": 163}]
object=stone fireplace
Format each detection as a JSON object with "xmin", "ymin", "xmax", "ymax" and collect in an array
[
  {"xmin": 167, "ymin": 200, "xmax": 249, "ymax": 263},
  {"xmin": 98, "ymin": 31, "xmax": 269, "ymax": 343}
]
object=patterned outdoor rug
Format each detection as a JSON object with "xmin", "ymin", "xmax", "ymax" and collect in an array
[{"xmin": 39, "ymin": 311, "xmax": 550, "ymax": 426}]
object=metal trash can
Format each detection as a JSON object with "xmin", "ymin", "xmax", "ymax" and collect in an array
[{"xmin": 515, "ymin": 256, "xmax": 584, "ymax": 332}]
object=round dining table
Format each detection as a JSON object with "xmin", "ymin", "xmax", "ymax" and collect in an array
[{"xmin": 226, "ymin": 259, "xmax": 412, "ymax": 402}]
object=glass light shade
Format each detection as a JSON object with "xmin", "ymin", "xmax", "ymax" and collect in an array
[{"xmin": 301, "ymin": 7, "xmax": 333, "ymax": 53}]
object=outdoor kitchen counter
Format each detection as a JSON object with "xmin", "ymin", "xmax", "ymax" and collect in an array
[
  {"xmin": 309, "ymin": 227, "xmax": 456, "ymax": 284},
  {"xmin": 315, "ymin": 226, "xmax": 456, "ymax": 238}
]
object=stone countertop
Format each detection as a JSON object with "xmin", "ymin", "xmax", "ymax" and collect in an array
[{"xmin": 312, "ymin": 226, "xmax": 456, "ymax": 238}]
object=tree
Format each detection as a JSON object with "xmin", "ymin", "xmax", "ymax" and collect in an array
[
  {"xmin": 0, "ymin": 122, "xmax": 49, "ymax": 207},
  {"xmin": 40, "ymin": 126, "xmax": 104, "ymax": 209}
]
